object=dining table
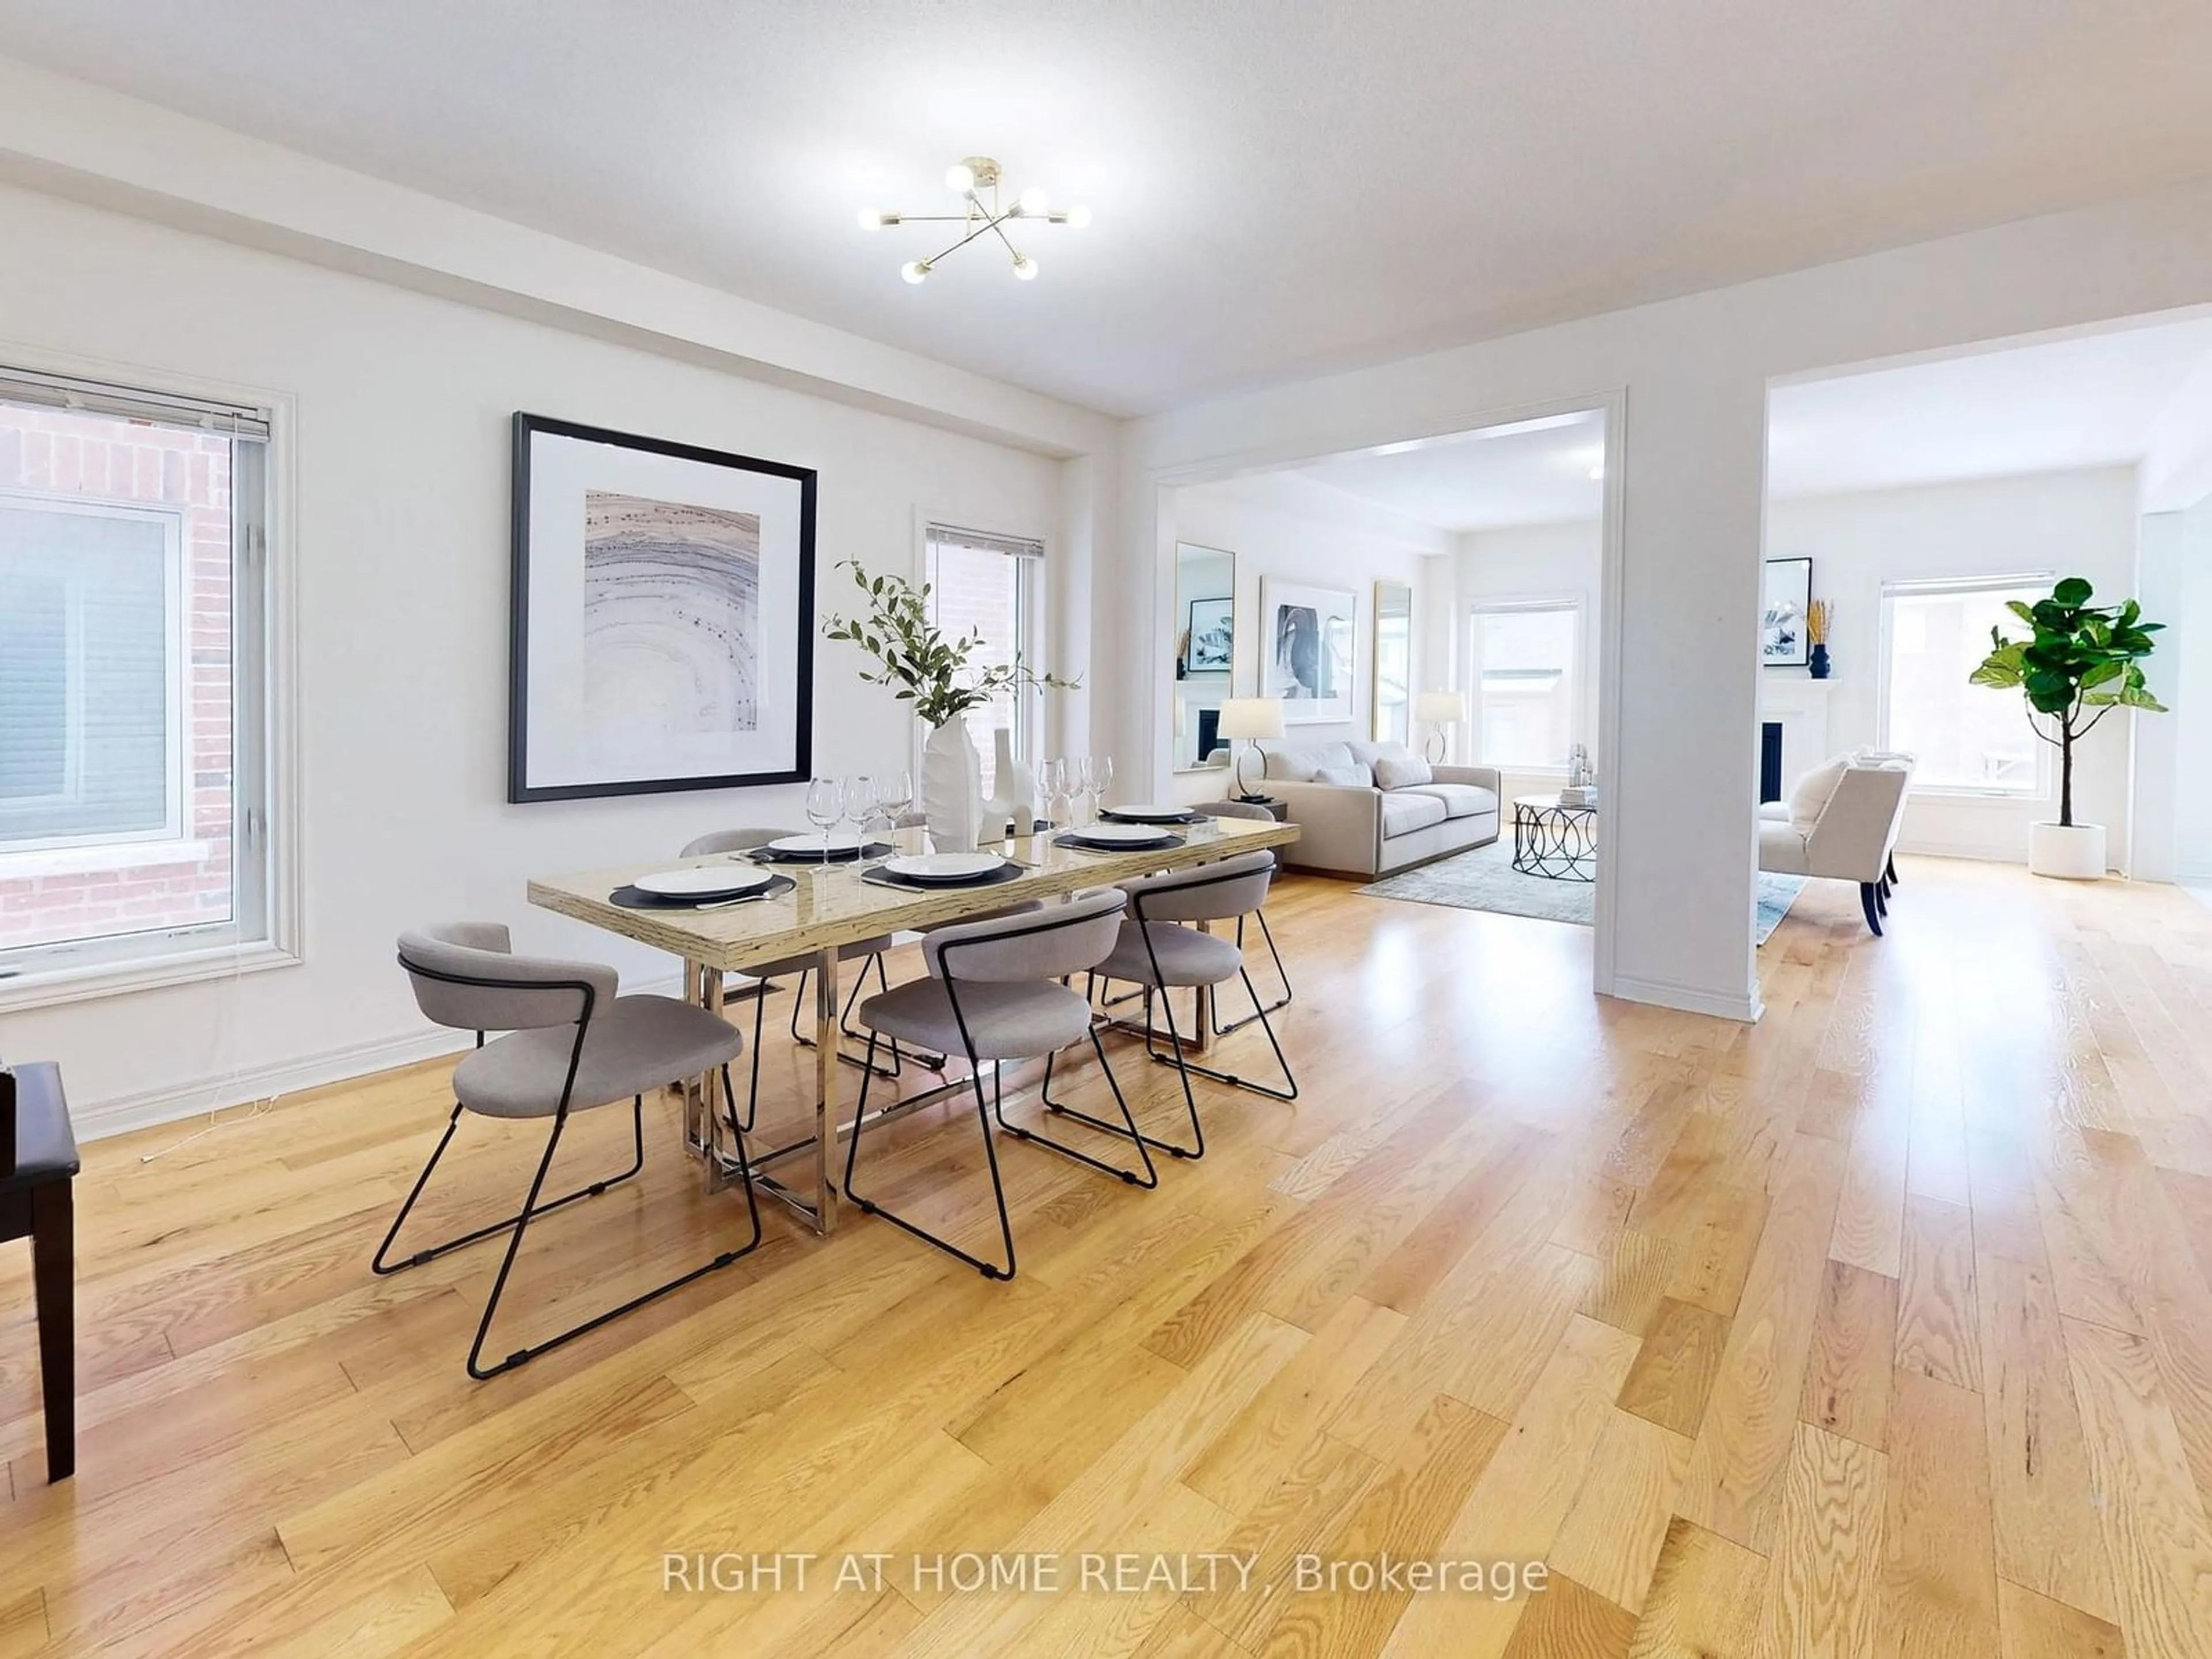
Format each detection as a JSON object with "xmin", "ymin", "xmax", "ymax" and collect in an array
[{"xmin": 526, "ymin": 813, "xmax": 1300, "ymax": 1234}]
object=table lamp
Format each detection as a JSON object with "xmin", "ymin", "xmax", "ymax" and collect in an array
[
  {"xmin": 1217, "ymin": 697, "xmax": 1285, "ymax": 800},
  {"xmin": 1415, "ymin": 690, "xmax": 1467, "ymax": 763}
]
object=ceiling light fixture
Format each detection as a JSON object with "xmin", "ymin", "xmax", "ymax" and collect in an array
[{"xmin": 857, "ymin": 156, "xmax": 1087, "ymax": 285}]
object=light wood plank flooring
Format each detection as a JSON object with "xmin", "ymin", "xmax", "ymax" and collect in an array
[{"xmin": 5, "ymin": 858, "xmax": 2212, "ymax": 1655}]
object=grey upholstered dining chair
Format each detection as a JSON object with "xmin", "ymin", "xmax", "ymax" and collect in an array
[
  {"xmin": 679, "ymin": 828, "xmax": 909, "ymax": 1120},
  {"xmin": 1192, "ymin": 800, "xmax": 1294, "ymax": 1032},
  {"xmin": 382, "ymin": 922, "xmax": 762, "ymax": 1380},
  {"xmin": 843, "ymin": 888, "xmax": 1151, "ymax": 1280},
  {"xmin": 1084, "ymin": 849, "xmax": 1298, "ymax": 1163}
]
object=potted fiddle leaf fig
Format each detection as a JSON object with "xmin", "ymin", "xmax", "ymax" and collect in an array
[{"xmin": 1969, "ymin": 577, "xmax": 2165, "ymax": 879}]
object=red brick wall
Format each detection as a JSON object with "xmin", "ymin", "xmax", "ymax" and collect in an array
[{"xmin": 0, "ymin": 406, "xmax": 234, "ymax": 951}]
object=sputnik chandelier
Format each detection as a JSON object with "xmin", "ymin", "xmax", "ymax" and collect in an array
[{"xmin": 858, "ymin": 157, "xmax": 1089, "ymax": 285}]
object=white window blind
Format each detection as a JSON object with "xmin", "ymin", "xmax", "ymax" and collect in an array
[{"xmin": 924, "ymin": 524, "xmax": 1043, "ymax": 796}]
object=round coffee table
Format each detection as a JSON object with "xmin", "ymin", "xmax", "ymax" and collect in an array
[{"xmin": 1512, "ymin": 793, "xmax": 1597, "ymax": 882}]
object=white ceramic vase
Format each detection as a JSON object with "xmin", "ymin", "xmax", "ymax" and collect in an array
[
  {"xmin": 922, "ymin": 715, "xmax": 984, "ymax": 853},
  {"xmin": 991, "ymin": 726, "xmax": 1037, "ymax": 837},
  {"xmin": 2028, "ymin": 821, "xmax": 2106, "ymax": 880}
]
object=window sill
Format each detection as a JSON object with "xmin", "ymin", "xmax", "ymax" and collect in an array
[
  {"xmin": 0, "ymin": 937, "xmax": 300, "ymax": 1014},
  {"xmin": 0, "ymin": 839, "xmax": 214, "ymax": 879},
  {"xmin": 1907, "ymin": 787, "xmax": 2048, "ymax": 808}
]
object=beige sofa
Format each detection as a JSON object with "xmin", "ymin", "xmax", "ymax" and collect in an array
[{"xmin": 1255, "ymin": 739, "xmax": 1501, "ymax": 877}]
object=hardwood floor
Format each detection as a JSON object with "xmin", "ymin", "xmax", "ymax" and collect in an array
[{"xmin": 5, "ymin": 858, "xmax": 2212, "ymax": 1654}]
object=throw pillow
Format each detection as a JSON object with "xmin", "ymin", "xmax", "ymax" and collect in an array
[
  {"xmin": 1262, "ymin": 744, "xmax": 1319, "ymax": 783},
  {"xmin": 1372, "ymin": 753, "xmax": 1433, "ymax": 790},
  {"xmin": 1789, "ymin": 756, "xmax": 1850, "ymax": 834},
  {"xmin": 1313, "ymin": 764, "xmax": 1375, "ymax": 787}
]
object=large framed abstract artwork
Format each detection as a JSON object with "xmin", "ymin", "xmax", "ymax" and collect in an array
[
  {"xmin": 509, "ymin": 414, "xmax": 816, "ymax": 802},
  {"xmin": 1260, "ymin": 577, "xmax": 1357, "ymax": 724}
]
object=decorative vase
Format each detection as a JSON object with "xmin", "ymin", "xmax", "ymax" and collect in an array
[
  {"xmin": 990, "ymin": 726, "xmax": 1037, "ymax": 837},
  {"xmin": 2028, "ymin": 821, "xmax": 2105, "ymax": 880},
  {"xmin": 922, "ymin": 715, "xmax": 984, "ymax": 853},
  {"xmin": 1808, "ymin": 644, "xmax": 1831, "ymax": 680}
]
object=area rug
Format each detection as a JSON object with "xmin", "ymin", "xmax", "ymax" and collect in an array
[{"xmin": 1360, "ymin": 837, "xmax": 1807, "ymax": 944}]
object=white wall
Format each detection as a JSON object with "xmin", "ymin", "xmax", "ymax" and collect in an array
[
  {"xmin": 1162, "ymin": 472, "xmax": 1447, "ymax": 801},
  {"xmin": 0, "ymin": 182, "xmax": 1069, "ymax": 1133},
  {"xmin": 1765, "ymin": 468, "xmax": 2141, "ymax": 863},
  {"xmin": 2155, "ymin": 496, "xmax": 2212, "ymax": 881},
  {"xmin": 1121, "ymin": 183, "xmax": 2212, "ymax": 1021},
  {"xmin": 1441, "ymin": 518, "xmax": 1605, "ymax": 794}
]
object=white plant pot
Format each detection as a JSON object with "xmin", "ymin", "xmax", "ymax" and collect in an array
[
  {"xmin": 2028, "ymin": 821, "xmax": 2107, "ymax": 880},
  {"xmin": 922, "ymin": 715, "xmax": 984, "ymax": 853},
  {"xmin": 983, "ymin": 725, "xmax": 1035, "ymax": 838}
]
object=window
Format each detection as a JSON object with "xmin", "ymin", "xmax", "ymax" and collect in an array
[
  {"xmin": 1469, "ymin": 601, "xmax": 1579, "ymax": 770},
  {"xmin": 0, "ymin": 366, "xmax": 279, "ymax": 993},
  {"xmin": 923, "ymin": 523, "xmax": 1042, "ymax": 797},
  {"xmin": 1880, "ymin": 577, "xmax": 2047, "ymax": 794}
]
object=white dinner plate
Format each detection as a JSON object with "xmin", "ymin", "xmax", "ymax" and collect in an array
[
  {"xmin": 1068, "ymin": 821, "xmax": 1179, "ymax": 844},
  {"xmin": 632, "ymin": 866, "xmax": 779, "ymax": 899},
  {"xmin": 1104, "ymin": 804, "xmax": 1189, "ymax": 823},
  {"xmin": 767, "ymin": 831, "xmax": 869, "ymax": 855},
  {"xmin": 883, "ymin": 852, "xmax": 1006, "ymax": 882}
]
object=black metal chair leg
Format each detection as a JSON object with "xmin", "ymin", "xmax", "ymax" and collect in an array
[
  {"xmin": 466, "ymin": 1072, "xmax": 763, "ymax": 1381},
  {"xmin": 1153, "ymin": 969, "xmax": 1301, "ymax": 1103},
  {"xmin": 372, "ymin": 1094, "xmax": 648, "ymax": 1275},
  {"xmin": 1007, "ymin": 1036, "xmax": 1160, "ymax": 1187},
  {"xmin": 790, "ymin": 961, "xmax": 913, "ymax": 1078},
  {"xmin": 1860, "ymin": 881, "xmax": 1885, "ymax": 936},
  {"xmin": 843, "ymin": 1033, "xmax": 1017, "ymax": 1279},
  {"xmin": 1212, "ymin": 910, "xmax": 1294, "ymax": 1037}
]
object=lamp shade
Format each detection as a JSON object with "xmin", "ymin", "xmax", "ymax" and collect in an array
[
  {"xmin": 1217, "ymin": 697, "xmax": 1285, "ymax": 742},
  {"xmin": 1416, "ymin": 690, "xmax": 1468, "ymax": 725}
]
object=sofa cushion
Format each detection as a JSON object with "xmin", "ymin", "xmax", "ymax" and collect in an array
[
  {"xmin": 1759, "ymin": 819, "xmax": 1811, "ymax": 876},
  {"xmin": 1380, "ymin": 792, "xmax": 1448, "ymax": 838},
  {"xmin": 1373, "ymin": 752, "xmax": 1433, "ymax": 790},
  {"xmin": 1261, "ymin": 740, "xmax": 1354, "ymax": 782},
  {"xmin": 1348, "ymin": 740, "xmax": 1414, "ymax": 768},
  {"xmin": 1789, "ymin": 756, "xmax": 1850, "ymax": 834},
  {"xmin": 1314, "ymin": 763, "xmax": 1374, "ymax": 787},
  {"xmin": 1403, "ymin": 782, "xmax": 1495, "ymax": 820}
]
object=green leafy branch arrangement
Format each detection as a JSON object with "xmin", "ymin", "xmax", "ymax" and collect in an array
[
  {"xmin": 821, "ymin": 559, "xmax": 1080, "ymax": 728},
  {"xmin": 1969, "ymin": 576, "xmax": 2165, "ymax": 827}
]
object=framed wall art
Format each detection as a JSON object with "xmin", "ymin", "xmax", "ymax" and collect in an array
[
  {"xmin": 1261, "ymin": 577, "xmax": 1357, "ymax": 724},
  {"xmin": 509, "ymin": 412, "xmax": 816, "ymax": 801}
]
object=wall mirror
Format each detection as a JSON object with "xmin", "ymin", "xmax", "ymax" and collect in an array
[
  {"xmin": 1372, "ymin": 579, "xmax": 1412, "ymax": 745},
  {"xmin": 1172, "ymin": 542, "xmax": 1237, "ymax": 771}
]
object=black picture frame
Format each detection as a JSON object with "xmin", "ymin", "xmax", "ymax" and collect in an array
[
  {"xmin": 1185, "ymin": 596, "xmax": 1234, "ymax": 674},
  {"xmin": 1761, "ymin": 556, "xmax": 1813, "ymax": 668},
  {"xmin": 509, "ymin": 412, "xmax": 817, "ymax": 802}
]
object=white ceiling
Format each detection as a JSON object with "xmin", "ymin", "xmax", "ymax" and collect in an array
[
  {"xmin": 2, "ymin": 1, "xmax": 2210, "ymax": 415},
  {"xmin": 1767, "ymin": 315, "xmax": 2212, "ymax": 497},
  {"xmin": 1293, "ymin": 411, "xmax": 1605, "ymax": 532}
]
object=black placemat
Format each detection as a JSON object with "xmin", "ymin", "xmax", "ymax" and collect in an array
[
  {"xmin": 1099, "ymin": 808, "xmax": 1205, "ymax": 826},
  {"xmin": 744, "ymin": 840, "xmax": 896, "ymax": 866},
  {"xmin": 1054, "ymin": 831, "xmax": 1187, "ymax": 853},
  {"xmin": 861, "ymin": 862, "xmax": 1028, "ymax": 892},
  {"xmin": 610, "ymin": 874, "xmax": 797, "ymax": 910}
]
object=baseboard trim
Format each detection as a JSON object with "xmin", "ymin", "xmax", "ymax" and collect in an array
[
  {"xmin": 74, "ymin": 1025, "xmax": 475, "ymax": 1143},
  {"xmin": 1606, "ymin": 972, "xmax": 1762, "ymax": 1024},
  {"xmin": 73, "ymin": 969, "xmax": 688, "ymax": 1143}
]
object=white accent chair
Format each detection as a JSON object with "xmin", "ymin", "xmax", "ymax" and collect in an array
[{"xmin": 1757, "ymin": 757, "xmax": 1911, "ymax": 935}]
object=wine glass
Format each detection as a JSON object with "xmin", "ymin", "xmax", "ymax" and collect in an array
[
  {"xmin": 876, "ymin": 769, "xmax": 912, "ymax": 837},
  {"xmin": 1092, "ymin": 754, "xmax": 1115, "ymax": 813},
  {"xmin": 1071, "ymin": 756, "xmax": 1097, "ymax": 828},
  {"xmin": 804, "ymin": 777, "xmax": 842, "ymax": 862},
  {"xmin": 845, "ymin": 772, "xmax": 874, "ymax": 843},
  {"xmin": 1037, "ymin": 757, "xmax": 1065, "ymax": 829}
]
